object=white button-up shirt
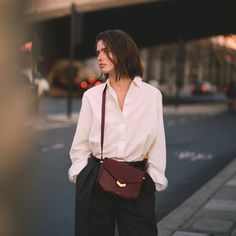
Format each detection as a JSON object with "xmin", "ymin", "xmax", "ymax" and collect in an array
[{"xmin": 68, "ymin": 76, "xmax": 168, "ymax": 191}]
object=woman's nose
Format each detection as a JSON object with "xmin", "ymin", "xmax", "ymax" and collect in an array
[
  {"xmin": 97, "ymin": 54, "xmax": 101, "ymax": 61},
  {"xmin": 98, "ymin": 53, "xmax": 103, "ymax": 61}
]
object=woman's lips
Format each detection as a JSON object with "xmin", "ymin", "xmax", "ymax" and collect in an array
[{"xmin": 99, "ymin": 63, "xmax": 106, "ymax": 68}]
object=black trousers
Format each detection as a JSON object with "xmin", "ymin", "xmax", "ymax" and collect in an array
[{"xmin": 74, "ymin": 157, "xmax": 157, "ymax": 236}]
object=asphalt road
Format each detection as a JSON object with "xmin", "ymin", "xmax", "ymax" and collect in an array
[{"xmin": 19, "ymin": 98, "xmax": 236, "ymax": 236}]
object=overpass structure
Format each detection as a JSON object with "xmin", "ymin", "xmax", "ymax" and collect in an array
[{"xmin": 27, "ymin": 0, "xmax": 236, "ymax": 59}]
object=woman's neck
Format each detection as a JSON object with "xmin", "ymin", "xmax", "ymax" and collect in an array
[
  {"xmin": 108, "ymin": 76, "xmax": 133, "ymax": 112},
  {"xmin": 109, "ymin": 76, "xmax": 132, "ymax": 93}
]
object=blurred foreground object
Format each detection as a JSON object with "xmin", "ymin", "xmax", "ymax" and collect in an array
[{"xmin": 0, "ymin": 0, "xmax": 36, "ymax": 235}]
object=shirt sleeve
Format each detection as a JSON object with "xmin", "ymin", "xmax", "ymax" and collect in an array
[
  {"xmin": 68, "ymin": 93, "xmax": 93, "ymax": 183},
  {"xmin": 147, "ymin": 91, "xmax": 168, "ymax": 191}
]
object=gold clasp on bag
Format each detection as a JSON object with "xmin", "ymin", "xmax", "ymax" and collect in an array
[{"xmin": 116, "ymin": 180, "xmax": 126, "ymax": 188}]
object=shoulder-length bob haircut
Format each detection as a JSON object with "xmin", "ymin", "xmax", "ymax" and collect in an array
[{"xmin": 96, "ymin": 29, "xmax": 143, "ymax": 80}]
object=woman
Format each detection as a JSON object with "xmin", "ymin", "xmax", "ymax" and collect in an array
[{"xmin": 69, "ymin": 29, "xmax": 168, "ymax": 236}]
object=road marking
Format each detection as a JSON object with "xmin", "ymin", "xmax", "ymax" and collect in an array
[
  {"xmin": 42, "ymin": 143, "xmax": 65, "ymax": 152},
  {"xmin": 175, "ymin": 150, "xmax": 213, "ymax": 161}
]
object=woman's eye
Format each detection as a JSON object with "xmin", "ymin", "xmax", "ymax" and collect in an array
[{"xmin": 104, "ymin": 48, "xmax": 110, "ymax": 54}]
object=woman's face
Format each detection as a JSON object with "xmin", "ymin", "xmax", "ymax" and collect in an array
[{"xmin": 96, "ymin": 40, "xmax": 115, "ymax": 74}]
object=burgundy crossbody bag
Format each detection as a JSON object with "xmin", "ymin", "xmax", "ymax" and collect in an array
[{"xmin": 96, "ymin": 84, "xmax": 147, "ymax": 199}]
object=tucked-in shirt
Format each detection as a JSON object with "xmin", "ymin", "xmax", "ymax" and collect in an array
[{"xmin": 68, "ymin": 76, "xmax": 168, "ymax": 191}]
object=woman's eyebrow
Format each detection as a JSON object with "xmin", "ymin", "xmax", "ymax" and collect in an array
[
  {"xmin": 96, "ymin": 47, "xmax": 107, "ymax": 53},
  {"xmin": 96, "ymin": 47, "xmax": 109, "ymax": 56}
]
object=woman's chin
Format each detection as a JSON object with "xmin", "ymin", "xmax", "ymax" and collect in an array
[{"xmin": 101, "ymin": 69, "xmax": 110, "ymax": 74}]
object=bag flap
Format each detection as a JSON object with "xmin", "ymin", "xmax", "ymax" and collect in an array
[{"xmin": 102, "ymin": 158, "xmax": 144, "ymax": 184}]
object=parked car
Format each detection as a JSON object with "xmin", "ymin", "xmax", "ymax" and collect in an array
[
  {"xmin": 49, "ymin": 61, "xmax": 104, "ymax": 97},
  {"xmin": 76, "ymin": 75, "xmax": 104, "ymax": 97},
  {"xmin": 191, "ymin": 81, "xmax": 217, "ymax": 95}
]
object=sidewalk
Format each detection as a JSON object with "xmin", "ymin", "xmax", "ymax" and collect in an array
[{"xmin": 158, "ymin": 158, "xmax": 236, "ymax": 236}]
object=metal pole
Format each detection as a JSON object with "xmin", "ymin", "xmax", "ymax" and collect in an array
[
  {"xmin": 175, "ymin": 38, "xmax": 185, "ymax": 107},
  {"xmin": 32, "ymin": 0, "xmax": 38, "ymax": 86},
  {"xmin": 32, "ymin": 32, "xmax": 38, "ymax": 85},
  {"xmin": 67, "ymin": 3, "xmax": 76, "ymax": 118}
]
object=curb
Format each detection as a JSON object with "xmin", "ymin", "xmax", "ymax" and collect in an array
[
  {"xmin": 157, "ymin": 158, "xmax": 236, "ymax": 235},
  {"xmin": 163, "ymin": 103, "xmax": 227, "ymax": 115},
  {"xmin": 40, "ymin": 103, "xmax": 228, "ymax": 124}
]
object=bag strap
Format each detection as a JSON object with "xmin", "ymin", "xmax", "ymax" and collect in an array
[
  {"xmin": 100, "ymin": 84, "xmax": 107, "ymax": 162},
  {"xmin": 100, "ymin": 83, "xmax": 148, "ymax": 172}
]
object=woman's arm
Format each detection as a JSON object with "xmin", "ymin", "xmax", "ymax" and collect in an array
[
  {"xmin": 68, "ymin": 93, "xmax": 93, "ymax": 183},
  {"xmin": 147, "ymin": 91, "xmax": 168, "ymax": 191}
]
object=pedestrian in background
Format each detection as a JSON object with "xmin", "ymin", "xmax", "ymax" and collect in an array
[
  {"xmin": 225, "ymin": 78, "xmax": 236, "ymax": 112},
  {"xmin": 68, "ymin": 29, "xmax": 168, "ymax": 236}
]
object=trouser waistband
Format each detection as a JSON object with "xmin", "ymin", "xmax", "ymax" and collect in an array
[{"xmin": 90, "ymin": 155, "xmax": 146, "ymax": 171}]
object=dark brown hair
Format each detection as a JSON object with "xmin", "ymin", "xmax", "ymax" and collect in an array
[{"xmin": 96, "ymin": 29, "xmax": 143, "ymax": 80}]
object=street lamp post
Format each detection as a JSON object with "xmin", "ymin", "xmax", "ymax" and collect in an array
[
  {"xmin": 67, "ymin": 4, "xmax": 76, "ymax": 118},
  {"xmin": 67, "ymin": 3, "xmax": 83, "ymax": 118},
  {"xmin": 175, "ymin": 38, "xmax": 186, "ymax": 107}
]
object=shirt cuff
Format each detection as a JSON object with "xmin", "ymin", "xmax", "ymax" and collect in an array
[
  {"xmin": 68, "ymin": 159, "xmax": 88, "ymax": 183},
  {"xmin": 148, "ymin": 167, "xmax": 168, "ymax": 191},
  {"xmin": 155, "ymin": 177, "xmax": 168, "ymax": 191},
  {"xmin": 69, "ymin": 175, "xmax": 77, "ymax": 183}
]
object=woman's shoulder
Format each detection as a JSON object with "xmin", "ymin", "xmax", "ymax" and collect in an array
[
  {"xmin": 83, "ymin": 82, "xmax": 106, "ymax": 98},
  {"xmin": 141, "ymin": 81, "xmax": 163, "ymax": 98}
]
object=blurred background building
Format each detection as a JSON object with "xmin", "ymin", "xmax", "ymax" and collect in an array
[
  {"xmin": 23, "ymin": 0, "xmax": 236, "ymax": 98},
  {"xmin": 20, "ymin": 34, "xmax": 236, "ymax": 98},
  {"xmin": 141, "ymin": 35, "xmax": 236, "ymax": 96}
]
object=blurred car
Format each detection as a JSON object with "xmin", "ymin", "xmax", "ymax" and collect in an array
[
  {"xmin": 76, "ymin": 75, "xmax": 104, "ymax": 97},
  {"xmin": 191, "ymin": 81, "xmax": 217, "ymax": 95},
  {"xmin": 49, "ymin": 60, "xmax": 104, "ymax": 97}
]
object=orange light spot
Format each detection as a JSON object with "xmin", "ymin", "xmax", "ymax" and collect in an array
[
  {"xmin": 21, "ymin": 41, "xmax": 32, "ymax": 52},
  {"xmin": 81, "ymin": 81, "xmax": 88, "ymax": 88},
  {"xmin": 88, "ymin": 76, "xmax": 96, "ymax": 84},
  {"xmin": 201, "ymin": 85, "xmax": 207, "ymax": 92},
  {"xmin": 95, "ymin": 81, "xmax": 102, "ymax": 86}
]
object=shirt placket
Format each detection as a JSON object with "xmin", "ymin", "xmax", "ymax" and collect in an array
[
  {"xmin": 107, "ymin": 82, "xmax": 133, "ymax": 157},
  {"xmin": 118, "ymin": 121, "xmax": 126, "ymax": 156},
  {"xmin": 118, "ymin": 85, "xmax": 134, "ymax": 156},
  {"xmin": 106, "ymin": 87, "xmax": 123, "ymax": 155}
]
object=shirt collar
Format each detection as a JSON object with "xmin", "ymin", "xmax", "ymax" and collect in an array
[
  {"xmin": 133, "ymin": 76, "xmax": 143, "ymax": 88},
  {"xmin": 106, "ymin": 76, "xmax": 143, "ymax": 89}
]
